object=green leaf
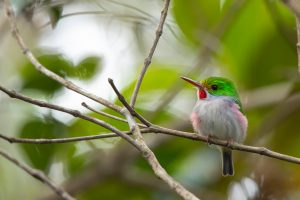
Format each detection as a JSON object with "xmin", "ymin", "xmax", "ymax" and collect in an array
[
  {"xmin": 21, "ymin": 53, "xmax": 102, "ymax": 94},
  {"xmin": 19, "ymin": 117, "xmax": 68, "ymax": 172},
  {"xmin": 70, "ymin": 56, "xmax": 101, "ymax": 80},
  {"xmin": 21, "ymin": 54, "xmax": 72, "ymax": 94},
  {"xmin": 65, "ymin": 145, "xmax": 90, "ymax": 176}
]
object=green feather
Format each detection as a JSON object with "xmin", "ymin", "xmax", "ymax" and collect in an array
[{"xmin": 201, "ymin": 77, "xmax": 244, "ymax": 113}]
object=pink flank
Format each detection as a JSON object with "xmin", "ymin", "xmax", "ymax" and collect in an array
[
  {"xmin": 231, "ymin": 104, "xmax": 248, "ymax": 138},
  {"xmin": 190, "ymin": 111, "xmax": 200, "ymax": 131}
]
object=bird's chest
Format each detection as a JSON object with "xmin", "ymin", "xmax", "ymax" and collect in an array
[{"xmin": 191, "ymin": 99, "xmax": 245, "ymax": 142}]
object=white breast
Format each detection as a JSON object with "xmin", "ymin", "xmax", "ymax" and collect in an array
[{"xmin": 192, "ymin": 97, "xmax": 246, "ymax": 143}]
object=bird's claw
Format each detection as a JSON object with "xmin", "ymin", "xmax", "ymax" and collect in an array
[
  {"xmin": 207, "ymin": 134, "xmax": 213, "ymax": 146},
  {"xmin": 226, "ymin": 139, "xmax": 234, "ymax": 148}
]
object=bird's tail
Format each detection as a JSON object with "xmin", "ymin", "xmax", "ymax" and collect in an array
[{"xmin": 222, "ymin": 148, "xmax": 234, "ymax": 176}]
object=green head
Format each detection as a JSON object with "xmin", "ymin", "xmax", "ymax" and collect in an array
[{"xmin": 181, "ymin": 76, "xmax": 243, "ymax": 111}]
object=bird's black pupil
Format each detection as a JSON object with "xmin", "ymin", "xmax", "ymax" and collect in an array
[{"xmin": 211, "ymin": 85, "xmax": 218, "ymax": 90}]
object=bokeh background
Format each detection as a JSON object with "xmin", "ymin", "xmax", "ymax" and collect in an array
[{"xmin": 0, "ymin": 0, "xmax": 300, "ymax": 199}]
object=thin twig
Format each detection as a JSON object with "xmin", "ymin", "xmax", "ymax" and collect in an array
[
  {"xmin": 112, "ymin": 87, "xmax": 199, "ymax": 200},
  {"xmin": 4, "ymin": 0, "xmax": 122, "ymax": 113},
  {"xmin": 149, "ymin": 126, "xmax": 300, "ymax": 165},
  {"xmin": 0, "ymin": 149, "xmax": 75, "ymax": 200},
  {"xmin": 108, "ymin": 78, "xmax": 152, "ymax": 127},
  {"xmin": 130, "ymin": 0, "xmax": 170, "ymax": 108},
  {"xmin": 81, "ymin": 102, "xmax": 146, "ymax": 128},
  {"xmin": 0, "ymin": 84, "xmax": 140, "ymax": 149},
  {"xmin": 0, "ymin": 129, "xmax": 152, "ymax": 144},
  {"xmin": 1, "ymin": 85, "xmax": 300, "ymax": 165},
  {"xmin": 1, "ymin": 119, "xmax": 300, "ymax": 166}
]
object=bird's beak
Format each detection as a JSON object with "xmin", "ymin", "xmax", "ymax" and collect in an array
[{"xmin": 181, "ymin": 76, "xmax": 203, "ymax": 89}]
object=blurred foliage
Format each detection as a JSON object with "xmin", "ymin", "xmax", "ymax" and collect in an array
[
  {"xmin": 79, "ymin": 179, "xmax": 153, "ymax": 200},
  {"xmin": 19, "ymin": 116, "xmax": 68, "ymax": 172},
  {"xmin": 1, "ymin": 0, "xmax": 300, "ymax": 200},
  {"xmin": 21, "ymin": 53, "xmax": 101, "ymax": 94},
  {"xmin": 173, "ymin": 0, "xmax": 234, "ymax": 45},
  {"xmin": 48, "ymin": 4, "xmax": 63, "ymax": 28},
  {"xmin": 220, "ymin": 0, "xmax": 297, "ymax": 88}
]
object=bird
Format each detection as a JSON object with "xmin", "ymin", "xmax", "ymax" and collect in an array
[{"xmin": 181, "ymin": 76, "xmax": 247, "ymax": 176}]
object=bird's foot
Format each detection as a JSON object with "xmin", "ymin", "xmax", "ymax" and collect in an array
[
  {"xmin": 207, "ymin": 134, "xmax": 213, "ymax": 146},
  {"xmin": 226, "ymin": 139, "xmax": 234, "ymax": 148}
]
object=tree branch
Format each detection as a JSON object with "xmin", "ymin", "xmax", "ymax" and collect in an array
[
  {"xmin": 2, "ymin": 83, "xmax": 300, "ymax": 166},
  {"xmin": 108, "ymin": 78, "xmax": 152, "ymax": 127},
  {"xmin": 149, "ymin": 126, "xmax": 300, "ymax": 165},
  {"xmin": 110, "ymin": 80, "xmax": 199, "ymax": 200},
  {"xmin": 0, "ymin": 129, "xmax": 151, "ymax": 144},
  {"xmin": 0, "ymin": 84, "xmax": 140, "ymax": 149},
  {"xmin": 0, "ymin": 149, "xmax": 75, "ymax": 200},
  {"xmin": 130, "ymin": 0, "xmax": 170, "ymax": 107},
  {"xmin": 1, "ymin": 83, "xmax": 300, "ymax": 165}
]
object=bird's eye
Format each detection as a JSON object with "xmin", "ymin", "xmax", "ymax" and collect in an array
[{"xmin": 211, "ymin": 85, "xmax": 218, "ymax": 90}]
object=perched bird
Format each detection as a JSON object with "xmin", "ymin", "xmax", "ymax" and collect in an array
[{"xmin": 181, "ymin": 76, "xmax": 247, "ymax": 176}]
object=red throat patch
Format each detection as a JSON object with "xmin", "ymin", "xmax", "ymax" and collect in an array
[{"xmin": 198, "ymin": 90, "xmax": 207, "ymax": 99}]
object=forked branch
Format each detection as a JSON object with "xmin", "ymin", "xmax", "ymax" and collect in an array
[{"xmin": 109, "ymin": 78, "xmax": 200, "ymax": 200}]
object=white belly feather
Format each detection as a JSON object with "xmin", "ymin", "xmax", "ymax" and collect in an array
[{"xmin": 191, "ymin": 98, "xmax": 246, "ymax": 143}]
